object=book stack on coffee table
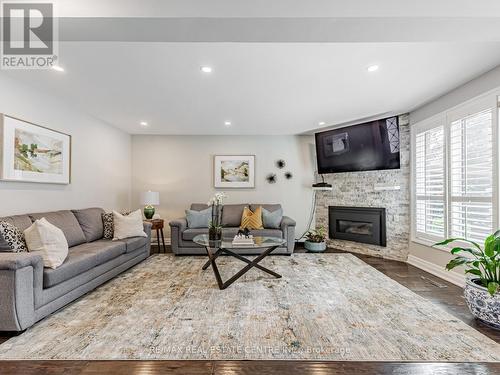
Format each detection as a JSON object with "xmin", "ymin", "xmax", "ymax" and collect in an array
[{"xmin": 232, "ymin": 235, "xmax": 255, "ymax": 247}]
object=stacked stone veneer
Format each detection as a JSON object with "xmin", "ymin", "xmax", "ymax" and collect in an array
[{"xmin": 315, "ymin": 114, "xmax": 410, "ymax": 261}]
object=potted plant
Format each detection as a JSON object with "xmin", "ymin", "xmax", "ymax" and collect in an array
[
  {"xmin": 207, "ymin": 192, "xmax": 227, "ymax": 241},
  {"xmin": 434, "ymin": 230, "xmax": 500, "ymax": 329},
  {"xmin": 304, "ymin": 227, "xmax": 327, "ymax": 252}
]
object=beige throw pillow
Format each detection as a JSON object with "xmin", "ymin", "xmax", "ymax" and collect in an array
[
  {"xmin": 24, "ymin": 218, "xmax": 69, "ymax": 269},
  {"xmin": 112, "ymin": 209, "xmax": 147, "ymax": 240}
]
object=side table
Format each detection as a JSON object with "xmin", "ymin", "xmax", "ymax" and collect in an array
[{"xmin": 145, "ymin": 219, "xmax": 166, "ymax": 253}]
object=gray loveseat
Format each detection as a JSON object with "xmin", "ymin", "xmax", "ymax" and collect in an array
[
  {"xmin": 169, "ymin": 203, "xmax": 296, "ymax": 255},
  {"xmin": 0, "ymin": 208, "xmax": 151, "ymax": 332}
]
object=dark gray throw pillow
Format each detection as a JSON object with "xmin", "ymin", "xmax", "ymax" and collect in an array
[
  {"xmin": 186, "ymin": 207, "xmax": 212, "ymax": 228},
  {"xmin": 262, "ymin": 207, "xmax": 283, "ymax": 229},
  {"xmin": 0, "ymin": 220, "xmax": 28, "ymax": 252}
]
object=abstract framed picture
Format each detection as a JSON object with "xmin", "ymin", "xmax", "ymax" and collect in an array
[
  {"xmin": 0, "ymin": 114, "xmax": 71, "ymax": 184},
  {"xmin": 214, "ymin": 155, "xmax": 255, "ymax": 189}
]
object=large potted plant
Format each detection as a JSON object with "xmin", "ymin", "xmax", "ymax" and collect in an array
[
  {"xmin": 304, "ymin": 226, "xmax": 327, "ymax": 252},
  {"xmin": 434, "ymin": 230, "xmax": 500, "ymax": 329}
]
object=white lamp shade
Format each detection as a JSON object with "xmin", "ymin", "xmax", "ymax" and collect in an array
[{"xmin": 141, "ymin": 191, "xmax": 160, "ymax": 205}]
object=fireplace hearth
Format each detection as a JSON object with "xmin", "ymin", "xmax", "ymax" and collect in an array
[{"xmin": 328, "ymin": 206, "xmax": 386, "ymax": 247}]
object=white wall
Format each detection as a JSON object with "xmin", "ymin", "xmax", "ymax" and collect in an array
[
  {"xmin": 131, "ymin": 135, "xmax": 316, "ymax": 237},
  {"xmin": 0, "ymin": 73, "xmax": 132, "ymax": 216},
  {"xmin": 408, "ymin": 64, "xmax": 500, "ymax": 286}
]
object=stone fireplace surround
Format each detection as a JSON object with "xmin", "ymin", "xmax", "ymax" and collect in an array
[{"xmin": 314, "ymin": 114, "xmax": 410, "ymax": 261}]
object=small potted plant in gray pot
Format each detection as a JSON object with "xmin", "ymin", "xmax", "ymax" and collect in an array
[
  {"xmin": 434, "ymin": 230, "xmax": 500, "ymax": 329},
  {"xmin": 304, "ymin": 227, "xmax": 327, "ymax": 252}
]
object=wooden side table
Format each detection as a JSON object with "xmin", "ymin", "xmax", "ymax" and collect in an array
[{"xmin": 145, "ymin": 219, "xmax": 166, "ymax": 253}]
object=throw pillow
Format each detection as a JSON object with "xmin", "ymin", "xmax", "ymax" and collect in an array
[
  {"xmin": 24, "ymin": 218, "xmax": 69, "ymax": 269},
  {"xmin": 240, "ymin": 206, "xmax": 264, "ymax": 230},
  {"xmin": 185, "ymin": 207, "xmax": 212, "ymax": 228},
  {"xmin": 102, "ymin": 212, "xmax": 114, "ymax": 239},
  {"xmin": 112, "ymin": 210, "xmax": 147, "ymax": 240},
  {"xmin": 262, "ymin": 207, "xmax": 283, "ymax": 229},
  {"xmin": 0, "ymin": 220, "xmax": 28, "ymax": 252}
]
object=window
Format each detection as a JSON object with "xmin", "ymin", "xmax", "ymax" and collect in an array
[
  {"xmin": 415, "ymin": 126, "xmax": 445, "ymax": 241},
  {"xmin": 412, "ymin": 94, "xmax": 498, "ymax": 245},
  {"xmin": 449, "ymin": 109, "xmax": 493, "ymax": 243}
]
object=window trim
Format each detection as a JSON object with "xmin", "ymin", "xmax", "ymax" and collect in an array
[{"xmin": 411, "ymin": 89, "xmax": 500, "ymax": 249}]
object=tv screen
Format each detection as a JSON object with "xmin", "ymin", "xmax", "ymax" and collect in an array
[{"xmin": 315, "ymin": 116, "xmax": 400, "ymax": 174}]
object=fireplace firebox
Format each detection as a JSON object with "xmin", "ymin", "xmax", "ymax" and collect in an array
[{"xmin": 328, "ymin": 206, "xmax": 386, "ymax": 247}]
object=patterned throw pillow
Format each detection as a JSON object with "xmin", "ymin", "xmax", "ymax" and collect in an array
[
  {"xmin": 0, "ymin": 220, "xmax": 28, "ymax": 252},
  {"xmin": 240, "ymin": 206, "xmax": 264, "ymax": 230},
  {"xmin": 102, "ymin": 212, "xmax": 114, "ymax": 239},
  {"xmin": 102, "ymin": 211, "xmax": 132, "ymax": 239}
]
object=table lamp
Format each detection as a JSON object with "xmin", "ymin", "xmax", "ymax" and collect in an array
[{"xmin": 140, "ymin": 191, "xmax": 160, "ymax": 219}]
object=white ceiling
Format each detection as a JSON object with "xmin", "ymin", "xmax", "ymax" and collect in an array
[{"xmin": 2, "ymin": 1, "xmax": 500, "ymax": 135}]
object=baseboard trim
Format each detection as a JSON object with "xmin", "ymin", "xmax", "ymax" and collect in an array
[{"xmin": 407, "ymin": 254, "xmax": 465, "ymax": 288}]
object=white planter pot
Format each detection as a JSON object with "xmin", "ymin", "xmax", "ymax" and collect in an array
[
  {"xmin": 464, "ymin": 277, "xmax": 500, "ymax": 329},
  {"xmin": 304, "ymin": 241, "xmax": 326, "ymax": 252}
]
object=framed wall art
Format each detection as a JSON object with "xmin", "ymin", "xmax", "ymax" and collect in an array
[
  {"xmin": 214, "ymin": 155, "xmax": 255, "ymax": 189},
  {"xmin": 0, "ymin": 114, "xmax": 71, "ymax": 184}
]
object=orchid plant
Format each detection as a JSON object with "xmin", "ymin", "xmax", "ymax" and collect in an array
[{"xmin": 207, "ymin": 192, "xmax": 227, "ymax": 238}]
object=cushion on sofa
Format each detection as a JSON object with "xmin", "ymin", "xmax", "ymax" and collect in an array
[
  {"xmin": 185, "ymin": 207, "xmax": 211, "ymax": 228},
  {"xmin": 249, "ymin": 229, "xmax": 283, "ymax": 238},
  {"xmin": 0, "ymin": 214, "xmax": 33, "ymax": 232},
  {"xmin": 250, "ymin": 204, "xmax": 282, "ymax": 213},
  {"xmin": 182, "ymin": 228, "xmax": 208, "ymax": 241},
  {"xmin": 30, "ymin": 210, "xmax": 87, "ymax": 247},
  {"xmin": 240, "ymin": 206, "xmax": 264, "ymax": 229},
  {"xmin": 42, "ymin": 240, "xmax": 126, "ymax": 288},
  {"xmin": 190, "ymin": 203, "xmax": 209, "ymax": 211},
  {"xmin": 24, "ymin": 218, "xmax": 69, "ymax": 269},
  {"xmin": 261, "ymin": 207, "xmax": 283, "ymax": 229},
  {"xmin": 221, "ymin": 204, "xmax": 248, "ymax": 227},
  {"xmin": 72, "ymin": 208, "xmax": 105, "ymax": 242},
  {"xmin": 0, "ymin": 220, "xmax": 27, "ymax": 252},
  {"xmin": 120, "ymin": 236, "xmax": 148, "ymax": 253}
]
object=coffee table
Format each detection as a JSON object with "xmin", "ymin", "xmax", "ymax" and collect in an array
[{"xmin": 193, "ymin": 234, "xmax": 286, "ymax": 290}]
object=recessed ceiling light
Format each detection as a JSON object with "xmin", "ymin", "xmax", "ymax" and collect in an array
[
  {"xmin": 51, "ymin": 65, "xmax": 64, "ymax": 72},
  {"xmin": 201, "ymin": 66, "xmax": 213, "ymax": 73},
  {"xmin": 318, "ymin": 121, "xmax": 326, "ymax": 126},
  {"xmin": 224, "ymin": 121, "xmax": 232, "ymax": 126},
  {"xmin": 367, "ymin": 64, "xmax": 379, "ymax": 72},
  {"xmin": 140, "ymin": 121, "xmax": 148, "ymax": 126}
]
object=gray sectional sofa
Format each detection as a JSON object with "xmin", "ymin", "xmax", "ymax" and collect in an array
[
  {"xmin": 169, "ymin": 203, "xmax": 296, "ymax": 255},
  {"xmin": 0, "ymin": 208, "xmax": 151, "ymax": 332}
]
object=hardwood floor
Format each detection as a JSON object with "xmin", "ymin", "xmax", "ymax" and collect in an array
[{"xmin": 1, "ymin": 244, "xmax": 499, "ymax": 374}]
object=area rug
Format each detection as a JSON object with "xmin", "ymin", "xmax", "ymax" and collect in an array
[{"xmin": 1, "ymin": 253, "xmax": 500, "ymax": 361}]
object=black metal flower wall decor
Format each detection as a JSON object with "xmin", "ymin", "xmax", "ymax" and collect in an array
[
  {"xmin": 276, "ymin": 159, "xmax": 286, "ymax": 169},
  {"xmin": 266, "ymin": 173, "xmax": 277, "ymax": 184},
  {"xmin": 284, "ymin": 171, "xmax": 293, "ymax": 180}
]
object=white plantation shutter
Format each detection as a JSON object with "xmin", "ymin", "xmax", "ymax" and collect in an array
[
  {"xmin": 449, "ymin": 109, "xmax": 494, "ymax": 243},
  {"xmin": 412, "ymin": 94, "xmax": 498, "ymax": 246},
  {"xmin": 414, "ymin": 125, "xmax": 445, "ymax": 240}
]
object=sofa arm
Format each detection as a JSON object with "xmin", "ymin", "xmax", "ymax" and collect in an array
[
  {"xmin": 169, "ymin": 218, "xmax": 187, "ymax": 255},
  {"xmin": 0, "ymin": 251, "xmax": 44, "ymax": 270},
  {"xmin": 0, "ymin": 252, "xmax": 44, "ymax": 331},
  {"xmin": 280, "ymin": 216, "xmax": 296, "ymax": 230},
  {"xmin": 169, "ymin": 218, "xmax": 187, "ymax": 231},
  {"xmin": 280, "ymin": 216, "xmax": 296, "ymax": 254},
  {"xmin": 143, "ymin": 221, "xmax": 152, "ymax": 238}
]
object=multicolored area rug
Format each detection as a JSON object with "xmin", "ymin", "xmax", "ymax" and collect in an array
[{"xmin": 1, "ymin": 253, "xmax": 500, "ymax": 361}]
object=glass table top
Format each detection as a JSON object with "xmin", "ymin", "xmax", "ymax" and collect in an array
[{"xmin": 193, "ymin": 234, "xmax": 285, "ymax": 249}]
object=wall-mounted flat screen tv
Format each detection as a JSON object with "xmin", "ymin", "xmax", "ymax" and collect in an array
[{"xmin": 315, "ymin": 116, "xmax": 400, "ymax": 174}]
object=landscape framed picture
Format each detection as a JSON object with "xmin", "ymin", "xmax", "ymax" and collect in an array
[
  {"xmin": 0, "ymin": 114, "xmax": 71, "ymax": 184},
  {"xmin": 214, "ymin": 155, "xmax": 255, "ymax": 189}
]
